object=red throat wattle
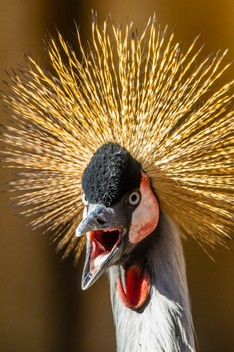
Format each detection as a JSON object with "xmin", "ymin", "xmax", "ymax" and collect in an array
[
  {"xmin": 116, "ymin": 173, "xmax": 157, "ymax": 310},
  {"xmin": 117, "ymin": 265, "xmax": 150, "ymax": 310}
]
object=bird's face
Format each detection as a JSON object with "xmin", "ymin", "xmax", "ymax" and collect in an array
[{"xmin": 76, "ymin": 143, "xmax": 159, "ymax": 310}]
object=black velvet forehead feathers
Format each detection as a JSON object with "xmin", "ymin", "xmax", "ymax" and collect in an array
[{"xmin": 82, "ymin": 143, "xmax": 142, "ymax": 207}]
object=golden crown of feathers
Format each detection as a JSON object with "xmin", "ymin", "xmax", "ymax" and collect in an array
[{"xmin": 1, "ymin": 15, "xmax": 233, "ymax": 261}]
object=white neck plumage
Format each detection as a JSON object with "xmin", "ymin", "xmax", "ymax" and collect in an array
[{"xmin": 109, "ymin": 212, "xmax": 195, "ymax": 352}]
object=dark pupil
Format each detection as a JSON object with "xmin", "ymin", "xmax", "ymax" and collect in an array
[{"xmin": 131, "ymin": 194, "xmax": 137, "ymax": 202}]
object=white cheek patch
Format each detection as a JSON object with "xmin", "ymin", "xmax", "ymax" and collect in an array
[
  {"xmin": 128, "ymin": 172, "xmax": 159, "ymax": 244},
  {"xmin": 83, "ymin": 206, "xmax": 88, "ymax": 219},
  {"xmin": 75, "ymin": 206, "xmax": 87, "ymax": 237}
]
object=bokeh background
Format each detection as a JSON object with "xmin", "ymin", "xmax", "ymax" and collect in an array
[{"xmin": 0, "ymin": 1, "xmax": 233, "ymax": 351}]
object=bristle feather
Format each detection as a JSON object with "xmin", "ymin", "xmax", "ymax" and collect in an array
[{"xmin": 1, "ymin": 17, "xmax": 233, "ymax": 260}]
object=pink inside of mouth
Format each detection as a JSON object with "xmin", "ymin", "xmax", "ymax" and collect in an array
[{"xmin": 89, "ymin": 229, "xmax": 121, "ymax": 270}]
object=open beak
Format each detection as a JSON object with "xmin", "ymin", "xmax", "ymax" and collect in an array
[{"xmin": 76, "ymin": 204, "xmax": 127, "ymax": 290}]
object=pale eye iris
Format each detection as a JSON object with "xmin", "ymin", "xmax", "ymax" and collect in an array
[
  {"xmin": 128, "ymin": 191, "xmax": 141, "ymax": 206},
  {"xmin": 82, "ymin": 193, "xmax": 88, "ymax": 206}
]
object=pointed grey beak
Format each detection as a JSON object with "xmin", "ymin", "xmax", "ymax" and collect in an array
[
  {"xmin": 76, "ymin": 203, "xmax": 130, "ymax": 290},
  {"xmin": 76, "ymin": 204, "xmax": 115, "ymax": 236}
]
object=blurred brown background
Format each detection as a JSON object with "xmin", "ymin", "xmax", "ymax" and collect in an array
[{"xmin": 0, "ymin": 1, "xmax": 233, "ymax": 351}]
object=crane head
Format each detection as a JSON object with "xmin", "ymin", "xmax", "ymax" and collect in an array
[{"xmin": 76, "ymin": 143, "xmax": 159, "ymax": 310}]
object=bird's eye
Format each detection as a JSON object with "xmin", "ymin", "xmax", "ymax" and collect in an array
[
  {"xmin": 82, "ymin": 193, "xmax": 88, "ymax": 206},
  {"xmin": 128, "ymin": 191, "xmax": 141, "ymax": 206}
]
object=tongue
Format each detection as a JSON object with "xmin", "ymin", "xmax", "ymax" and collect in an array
[{"xmin": 117, "ymin": 265, "xmax": 150, "ymax": 310}]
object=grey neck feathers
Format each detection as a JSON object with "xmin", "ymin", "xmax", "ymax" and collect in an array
[{"xmin": 108, "ymin": 212, "xmax": 195, "ymax": 352}]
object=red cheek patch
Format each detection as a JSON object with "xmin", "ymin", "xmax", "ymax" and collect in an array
[{"xmin": 129, "ymin": 172, "xmax": 159, "ymax": 244}]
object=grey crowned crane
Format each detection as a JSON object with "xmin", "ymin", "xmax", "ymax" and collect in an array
[
  {"xmin": 1, "ymin": 15, "xmax": 233, "ymax": 352},
  {"xmin": 77, "ymin": 142, "xmax": 195, "ymax": 351}
]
